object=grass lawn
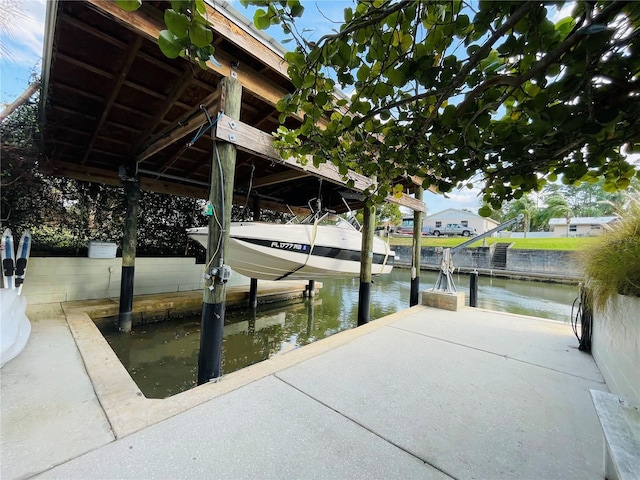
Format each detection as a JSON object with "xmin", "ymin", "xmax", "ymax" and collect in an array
[{"xmin": 388, "ymin": 236, "xmax": 600, "ymax": 251}]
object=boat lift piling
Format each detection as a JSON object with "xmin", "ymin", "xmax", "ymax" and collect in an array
[
  {"xmin": 118, "ymin": 177, "xmax": 139, "ymax": 333},
  {"xmin": 410, "ymin": 186, "xmax": 424, "ymax": 307},
  {"xmin": 469, "ymin": 270, "xmax": 479, "ymax": 307},
  {"xmin": 198, "ymin": 76, "xmax": 241, "ymax": 385},
  {"xmin": 358, "ymin": 203, "xmax": 375, "ymax": 326},
  {"xmin": 249, "ymin": 278, "xmax": 258, "ymax": 309}
]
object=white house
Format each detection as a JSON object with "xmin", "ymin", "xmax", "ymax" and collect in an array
[
  {"xmin": 423, "ymin": 208, "xmax": 500, "ymax": 235},
  {"xmin": 548, "ymin": 216, "xmax": 618, "ymax": 237}
]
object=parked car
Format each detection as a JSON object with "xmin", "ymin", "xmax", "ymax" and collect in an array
[{"xmin": 432, "ymin": 223, "xmax": 476, "ymax": 237}]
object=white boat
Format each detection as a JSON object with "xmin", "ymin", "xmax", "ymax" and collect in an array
[{"xmin": 187, "ymin": 212, "xmax": 394, "ymax": 281}]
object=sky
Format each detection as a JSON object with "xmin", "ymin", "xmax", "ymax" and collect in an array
[
  {"xmin": 1, "ymin": 1, "xmax": 631, "ymax": 217},
  {"xmin": 0, "ymin": 0, "xmax": 46, "ymax": 105}
]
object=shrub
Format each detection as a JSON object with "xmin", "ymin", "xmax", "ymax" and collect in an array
[{"xmin": 580, "ymin": 190, "xmax": 640, "ymax": 312}]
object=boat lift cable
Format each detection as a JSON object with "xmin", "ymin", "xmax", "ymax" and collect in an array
[
  {"xmin": 571, "ymin": 283, "xmax": 593, "ymax": 352},
  {"xmin": 274, "ymin": 215, "xmax": 319, "ymax": 281},
  {"xmin": 188, "ymin": 109, "xmax": 223, "ymax": 147},
  {"xmin": 275, "ymin": 198, "xmax": 323, "ymax": 281},
  {"xmin": 142, "ymin": 109, "xmax": 224, "ymax": 180},
  {"xmin": 202, "ymin": 126, "xmax": 227, "ymax": 288},
  {"xmin": 380, "ymin": 240, "xmax": 392, "ymax": 275},
  {"xmin": 242, "ymin": 162, "xmax": 256, "ymax": 218},
  {"xmin": 213, "ymin": 140, "xmax": 225, "ymax": 270}
]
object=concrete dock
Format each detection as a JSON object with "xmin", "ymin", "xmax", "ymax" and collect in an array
[{"xmin": 2, "ymin": 295, "xmax": 607, "ymax": 479}]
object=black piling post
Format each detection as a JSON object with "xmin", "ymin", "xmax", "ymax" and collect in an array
[
  {"xmin": 249, "ymin": 278, "xmax": 258, "ymax": 309},
  {"xmin": 118, "ymin": 179, "xmax": 139, "ymax": 332},
  {"xmin": 197, "ymin": 302, "xmax": 224, "ymax": 384},
  {"xmin": 410, "ymin": 276, "xmax": 420, "ymax": 306},
  {"xmin": 357, "ymin": 281, "xmax": 371, "ymax": 326},
  {"xmin": 307, "ymin": 280, "xmax": 315, "ymax": 298},
  {"xmin": 410, "ymin": 186, "xmax": 423, "ymax": 307},
  {"xmin": 470, "ymin": 270, "xmax": 479, "ymax": 307}
]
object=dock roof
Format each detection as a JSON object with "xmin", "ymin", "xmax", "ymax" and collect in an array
[{"xmin": 39, "ymin": 0, "xmax": 425, "ymax": 214}]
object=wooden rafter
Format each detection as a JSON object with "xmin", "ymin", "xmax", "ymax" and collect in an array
[
  {"xmin": 82, "ymin": 36, "xmax": 142, "ymax": 164},
  {"xmin": 85, "ymin": 0, "xmax": 292, "ymax": 111},
  {"xmin": 129, "ymin": 67, "xmax": 196, "ymax": 155}
]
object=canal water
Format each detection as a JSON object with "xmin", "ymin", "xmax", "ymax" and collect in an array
[{"xmin": 100, "ymin": 269, "xmax": 581, "ymax": 398}]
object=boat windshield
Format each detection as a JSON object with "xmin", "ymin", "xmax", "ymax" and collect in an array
[{"xmin": 297, "ymin": 212, "xmax": 359, "ymax": 231}]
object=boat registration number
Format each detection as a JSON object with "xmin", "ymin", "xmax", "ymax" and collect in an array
[{"xmin": 270, "ymin": 242, "xmax": 309, "ymax": 251}]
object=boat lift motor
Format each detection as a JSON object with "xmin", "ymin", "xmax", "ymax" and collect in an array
[{"xmin": 432, "ymin": 214, "xmax": 524, "ymax": 293}]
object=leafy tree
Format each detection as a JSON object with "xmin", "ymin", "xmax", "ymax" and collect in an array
[
  {"xmin": 541, "ymin": 193, "xmax": 574, "ymax": 236},
  {"xmin": 504, "ymin": 196, "xmax": 538, "ymax": 236},
  {"xmin": 352, "ymin": 201, "xmax": 403, "ymax": 229},
  {"xmin": 376, "ymin": 202, "xmax": 403, "ymax": 226},
  {"xmin": 0, "ymin": 84, "xmax": 65, "ymax": 234},
  {"xmin": 543, "ymin": 177, "xmax": 639, "ymax": 217},
  {"xmin": 1, "ymin": 83, "xmax": 209, "ymax": 256},
  {"xmin": 243, "ymin": 0, "xmax": 639, "ymax": 210}
]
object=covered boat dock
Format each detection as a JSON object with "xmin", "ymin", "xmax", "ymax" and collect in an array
[{"xmin": 38, "ymin": 0, "xmax": 428, "ymax": 381}]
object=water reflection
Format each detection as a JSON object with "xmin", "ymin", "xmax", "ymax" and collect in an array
[{"xmin": 100, "ymin": 269, "xmax": 580, "ymax": 398}]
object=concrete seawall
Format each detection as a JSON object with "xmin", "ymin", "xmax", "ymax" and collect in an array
[{"xmin": 393, "ymin": 245, "xmax": 583, "ymax": 277}]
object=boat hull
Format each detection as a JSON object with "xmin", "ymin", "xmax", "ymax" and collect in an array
[{"xmin": 188, "ymin": 222, "xmax": 394, "ymax": 281}]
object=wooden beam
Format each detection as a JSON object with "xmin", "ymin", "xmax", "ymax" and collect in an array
[
  {"xmin": 252, "ymin": 170, "xmax": 312, "ymax": 188},
  {"xmin": 206, "ymin": 4, "xmax": 289, "ymax": 80},
  {"xmin": 135, "ymin": 91, "xmax": 221, "ymax": 162},
  {"xmin": 41, "ymin": 160, "xmax": 310, "ymax": 215},
  {"xmin": 215, "ymin": 114, "xmax": 368, "ymax": 189},
  {"xmin": 215, "ymin": 114, "xmax": 426, "ymax": 212}
]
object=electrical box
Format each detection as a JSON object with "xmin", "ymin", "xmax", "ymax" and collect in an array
[{"xmin": 88, "ymin": 241, "xmax": 117, "ymax": 259}]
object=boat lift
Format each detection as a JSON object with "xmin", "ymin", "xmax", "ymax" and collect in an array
[{"xmin": 432, "ymin": 214, "xmax": 524, "ymax": 292}]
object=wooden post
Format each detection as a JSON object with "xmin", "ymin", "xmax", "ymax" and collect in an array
[
  {"xmin": 410, "ymin": 186, "xmax": 424, "ymax": 306},
  {"xmin": 357, "ymin": 202, "xmax": 374, "ymax": 326},
  {"xmin": 197, "ymin": 77, "xmax": 241, "ymax": 385},
  {"xmin": 118, "ymin": 179, "xmax": 139, "ymax": 332}
]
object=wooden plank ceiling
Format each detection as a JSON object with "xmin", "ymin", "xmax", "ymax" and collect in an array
[{"xmin": 40, "ymin": 0, "xmax": 423, "ymax": 214}]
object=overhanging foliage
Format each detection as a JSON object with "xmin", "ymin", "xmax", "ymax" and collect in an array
[{"xmin": 244, "ymin": 0, "xmax": 640, "ymax": 211}]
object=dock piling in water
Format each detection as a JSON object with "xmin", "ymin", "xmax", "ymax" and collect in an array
[{"xmin": 470, "ymin": 271, "xmax": 479, "ymax": 307}]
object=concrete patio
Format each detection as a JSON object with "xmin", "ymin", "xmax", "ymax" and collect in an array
[{"xmin": 2, "ymin": 298, "xmax": 607, "ymax": 479}]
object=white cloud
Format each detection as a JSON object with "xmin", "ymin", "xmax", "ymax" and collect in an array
[
  {"xmin": 423, "ymin": 185, "xmax": 483, "ymax": 215},
  {"xmin": 1, "ymin": 0, "xmax": 46, "ymax": 66}
]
